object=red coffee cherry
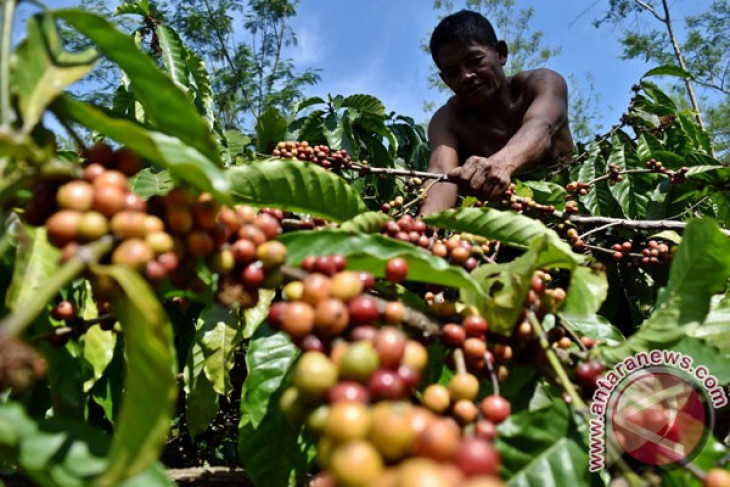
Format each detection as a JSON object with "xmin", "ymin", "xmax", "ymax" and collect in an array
[
  {"xmin": 348, "ymin": 295, "xmax": 379, "ymax": 326},
  {"xmin": 455, "ymin": 438, "xmax": 501, "ymax": 477},
  {"xmin": 462, "ymin": 315, "xmax": 488, "ymax": 338},
  {"xmin": 51, "ymin": 301, "xmax": 76, "ymax": 321},
  {"xmin": 479, "ymin": 395, "xmax": 511, "ymax": 424},
  {"xmin": 385, "ymin": 257, "xmax": 408, "ymax": 283}
]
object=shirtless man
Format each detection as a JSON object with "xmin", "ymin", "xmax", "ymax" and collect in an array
[{"xmin": 419, "ymin": 10, "xmax": 574, "ymax": 215}]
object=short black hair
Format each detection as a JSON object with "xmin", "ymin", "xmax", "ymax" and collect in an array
[{"xmin": 429, "ymin": 10, "xmax": 498, "ymax": 67}]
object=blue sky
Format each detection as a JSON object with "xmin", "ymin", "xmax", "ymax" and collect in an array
[{"xmin": 15, "ymin": 0, "xmax": 715, "ymax": 134}]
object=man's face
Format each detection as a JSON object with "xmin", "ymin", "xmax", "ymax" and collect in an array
[{"xmin": 437, "ymin": 42, "xmax": 507, "ymax": 104}]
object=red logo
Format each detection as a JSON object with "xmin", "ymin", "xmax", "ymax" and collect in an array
[{"xmin": 609, "ymin": 369, "xmax": 710, "ymax": 466}]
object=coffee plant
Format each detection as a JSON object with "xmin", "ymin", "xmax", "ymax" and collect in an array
[{"xmin": 1, "ymin": 4, "xmax": 730, "ymax": 487}]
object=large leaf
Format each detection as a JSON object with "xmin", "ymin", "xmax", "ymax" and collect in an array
[
  {"xmin": 228, "ymin": 159, "xmax": 367, "ymax": 222},
  {"xmin": 690, "ymin": 293, "xmax": 730, "ymax": 352},
  {"xmin": 238, "ymin": 408, "xmax": 309, "ymax": 487},
  {"xmin": 240, "ymin": 324, "xmax": 298, "ymax": 428},
  {"xmin": 53, "ymin": 96, "xmax": 230, "ymax": 201},
  {"xmin": 423, "ymin": 207, "xmax": 583, "ymax": 268},
  {"xmin": 91, "ymin": 266, "xmax": 176, "ymax": 486},
  {"xmin": 340, "ymin": 94, "xmax": 386, "ymax": 116},
  {"xmin": 55, "ymin": 10, "xmax": 221, "ymax": 165},
  {"xmin": 641, "ymin": 65, "xmax": 692, "ymax": 80},
  {"xmin": 340, "ymin": 211, "xmax": 393, "ymax": 233},
  {"xmin": 255, "ymin": 106, "xmax": 288, "ymax": 153},
  {"xmin": 461, "ymin": 242, "xmax": 542, "ymax": 335},
  {"xmin": 155, "ymin": 25, "xmax": 189, "ymax": 94},
  {"xmin": 183, "ymin": 329, "xmax": 219, "ymax": 440},
  {"xmin": 128, "ymin": 168, "xmax": 174, "ymax": 198},
  {"xmin": 5, "ymin": 226, "xmax": 59, "ymax": 312},
  {"xmin": 279, "ymin": 229, "xmax": 485, "ymax": 296},
  {"xmin": 186, "ymin": 48, "xmax": 215, "ymax": 129},
  {"xmin": 497, "ymin": 399, "xmax": 594, "ymax": 486},
  {"xmin": 561, "ymin": 266, "xmax": 608, "ymax": 319},
  {"xmin": 606, "ymin": 137, "xmax": 652, "ymax": 218},
  {"xmin": 0, "ymin": 402, "xmax": 172, "ymax": 487},
  {"xmin": 13, "ymin": 14, "xmax": 96, "ymax": 133},
  {"xmin": 243, "ymin": 288, "xmax": 275, "ymax": 339},
  {"xmin": 601, "ymin": 219, "xmax": 730, "ymax": 364},
  {"xmin": 196, "ymin": 304, "xmax": 242, "ymax": 396}
]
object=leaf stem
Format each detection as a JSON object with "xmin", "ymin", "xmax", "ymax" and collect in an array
[
  {"xmin": 0, "ymin": 236, "xmax": 114, "ymax": 338},
  {"xmin": 0, "ymin": 0, "xmax": 17, "ymax": 127}
]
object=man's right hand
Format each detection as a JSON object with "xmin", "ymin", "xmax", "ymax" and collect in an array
[{"xmin": 447, "ymin": 155, "xmax": 513, "ymax": 201}]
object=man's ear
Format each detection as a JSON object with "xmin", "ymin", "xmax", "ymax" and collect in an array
[{"xmin": 496, "ymin": 40, "xmax": 508, "ymax": 66}]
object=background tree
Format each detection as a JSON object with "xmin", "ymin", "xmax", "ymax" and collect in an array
[
  {"xmin": 60, "ymin": 0, "xmax": 319, "ymax": 132},
  {"xmin": 594, "ymin": 0, "xmax": 729, "ymax": 160}
]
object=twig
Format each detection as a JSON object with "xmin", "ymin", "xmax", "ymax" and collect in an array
[
  {"xmin": 483, "ymin": 351, "xmax": 500, "ymax": 395},
  {"xmin": 400, "ymin": 178, "xmax": 441, "ymax": 214},
  {"xmin": 577, "ymin": 221, "xmax": 621, "ymax": 240}
]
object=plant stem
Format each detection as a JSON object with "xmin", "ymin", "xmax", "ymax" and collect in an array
[
  {"xmin": 527, "ymin": 310, "xmax": 589, "ymax": 417},
  {"xmin": 0, "ymin": 0, "xmax": 17, "ymax": 127},
  {"xmin": 0, "ymin": 236, "xmax": 114, "ymax": 338}
]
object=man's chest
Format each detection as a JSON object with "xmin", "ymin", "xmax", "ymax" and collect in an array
[{"xmin": 452, "ymin": 117, "xmax": 520, "ymax": 161}]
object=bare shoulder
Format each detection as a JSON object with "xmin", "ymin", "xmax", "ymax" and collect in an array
[
  {"xmin": 428, "ymin": 99, "xmax": 458, "ymax": 138},
  {"xmin": 515, "ymin": 68, "xmax": 568, "ymax": 94}
]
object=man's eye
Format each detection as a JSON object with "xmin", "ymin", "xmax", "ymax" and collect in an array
[{"xmin": 467, "ymin": 56, "xmax": 485, "ymax": 67}]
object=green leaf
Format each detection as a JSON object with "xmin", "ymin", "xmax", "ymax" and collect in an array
[
  {"xmin": 5, "ymin": 226, "xmax": 59, "ymax": 312},
  {"xmin": 54, "ymin": 96, "xmax": 230, "ymax": 201},
  {"xmin": 238, "ymin": 408, "xmax": 309, "ymax": 487},
  {"xmin": 114, "ymin": 0, "xmax": 150, "ymax": 17},
  {"xmin": 642, "ymin": 65, "xmax": 692, "ymax": 80},
  {"xmin": 0, "ymin": 402, "xmax": 172, "ymax": 487},
  {"xmin": 577, "ymin": 149, "xmax": 622, "ymax": 217},
  {"xmin": 255, "ymin": 106, "xmax": 288, "ymax": 153},
  {"xmin": 518, "ymin": 180, "xmax": 567, "ymax": 208},
  {"xmin": 640, "ymin": 80, "xmax": 678, "ymax": 112},
  {"xmin": 128, "ymin": 168, "xmax": 174, "ymax": 198},
  {"xmin": 562, "ymin": 267, "xmax": 608, "ymax": 319},
  {"xmin": 91, "ymin": 266, "xmax": 176, "ymax": 486},
  {"xmin": 228, "ymin": 159, "xmax": 367, "ymax": 223},
  {"xmin": 13, "ymin": 14, "xmax": 96, "ymax": 134},
  {"xmin": 224, "ymin": 130, "xmax": 251, "ymax": 164},
  {"xmin": 243, "ymin": 288, "xmax": 275, "ymax": 339},
  {"xmin": 186, "ymin": 48, "xmax": 215, "ymax": 129},
  {"xmin": 690, "ymin": 293, "xmax": 730, "ymax": 352},
  {"xmin": 461, "ymin": 243, "xmax": 541, "ymax": 335},
  {"xmin": 497, "ymin": 399, "xmax": 593, "ymax": 486},
  {"xmin": 422, "ymin": 208, "xmax": 582, "ymax": 268},
  {"xmin": 601, "ymin": 219, "xmax": 730, "ymax": 364},
  {"xmin": 195, "ymin": 304, "xmax": 242, "ymax": 396},
  {"xmin": 240, "ymin": 324, "xmax": 298, "ymax": 428},
  {"xmin": 279, "ymin": 229, "xmax": 485, "ymax": 296},
  {"xmin": 340, "ymin": 212, "xmax": 393, "ymax": 233},
  {"xmin": 559, "ymin": 314, "xmax": 624, "ymax": 345},
  {"xmin": 606, "ymin": 138, "xmax": 651, "ymax": 218},
  {"xmin": 324, "ymin": 112, "xmax": 357, "ymax": 156},
  {"xmin": 184, "ymin": 334, "xmax": 219, "ymax": 440},
  {"xmin": 155, "ymin": 25, "xmax": 190, "ymax": 94},
  {"xmin": 55, "ymin": 10, "xmax": 221, "ymax": 165},
  {"xmin": 340, "ymin": 94, "xmax": 386, "ymax": 116}
]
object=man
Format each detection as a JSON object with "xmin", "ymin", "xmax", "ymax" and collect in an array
[{"xmin": 419, "ymin": 10, "xmax": 573, "ymax": 215}]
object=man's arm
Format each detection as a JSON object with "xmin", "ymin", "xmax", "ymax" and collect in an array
[
  {"xmin": 449, "ymin": 69, "xmax": 570, "ymax": 201},
  {"xmin": 419, "ymin": 108, "xmax": 460, "ymax": 216}
]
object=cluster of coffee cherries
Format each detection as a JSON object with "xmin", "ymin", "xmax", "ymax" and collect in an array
[
  {"xmin": 273, "ymin": 141, "xmax": 353, "ymax": 169},
  {"xmin": 25, "ymin": 142, "xmax": 286, "ymax": 309},
  {"xmin": 380, "ymin": 215, "xmax": 493, "ymax": 273},
  {"xmin": 268, "ymin": 256, "xmax": 504, "ymax": 486},
  {"xmin": 638, "ymin": 239, "xmax": 674, "ymax": 266}
]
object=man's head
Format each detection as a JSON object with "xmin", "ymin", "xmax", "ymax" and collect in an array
[
  {"xmin": 430, "ymin": 11, "xmax": 508, "ymax": 105},
  {"xmin": 429, "ymin": 10, "xmax": 498, "ymax": 68}
]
